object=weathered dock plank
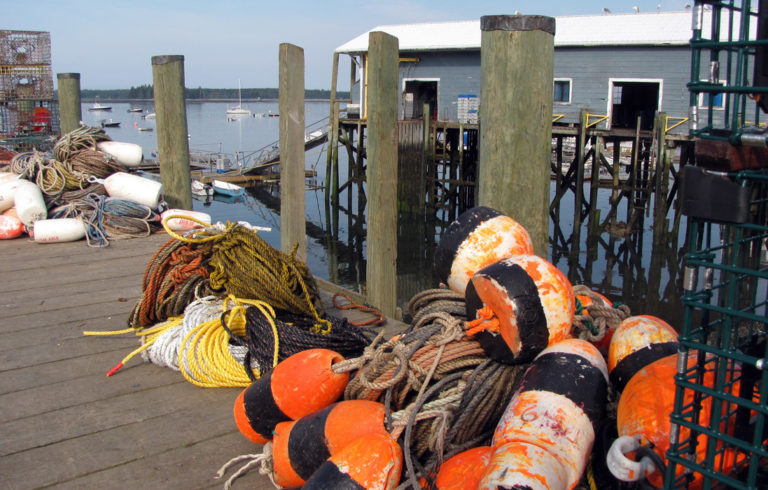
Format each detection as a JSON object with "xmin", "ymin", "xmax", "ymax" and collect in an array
[{"xmin": 0, "ymin": 232, "xmax": 401, "ymax": 489}]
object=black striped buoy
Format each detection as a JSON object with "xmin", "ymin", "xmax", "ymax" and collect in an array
[
  {"xmin": 480, "ymin": 339, "xmax": 608, "ymax": 489},
  {"xmin": 301, "ymin": 432, "xmax": 402, "ymax": 490},
  {"xmin": 272, "ymin": 400, "xmax": 390, "ymax": 488},
  {"xmin": 465, "ymin": 254, "xmax": 574, "ymax": 364},
  {"xmin": 607, "ymin": 315, "xmax": 678, "ymax": 392},
  {"xmin": 434, "ymin": 206, "xmax": 533, "ymax": 294},
  {"xmin": 233, "ymin": 348, "xmax": 349, "ymax": 444}
]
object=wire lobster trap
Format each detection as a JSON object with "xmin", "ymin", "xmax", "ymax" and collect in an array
[
  {"xmin": 688, "ymin": 0, "xmax": 768, "ymax": 171},
  {"xmin": 668, "ymin": 168, "xmax": 768, "ymax": 489}
]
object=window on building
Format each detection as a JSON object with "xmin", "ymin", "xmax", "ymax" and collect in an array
[
  {"xmin": 554, "ymin": 79, "xmax": 572, "ymax": 104},
  {"xmin": 699, "ymin": 82, "xmax": 726, "ymax": 109}
]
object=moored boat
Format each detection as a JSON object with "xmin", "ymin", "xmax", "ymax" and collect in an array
[{"xmin": 212, "ymin": 179, "xmax": 245, "ymax": 197}]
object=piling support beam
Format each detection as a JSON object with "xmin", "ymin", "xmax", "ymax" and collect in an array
[
  {"xmin": 279, "ymin": 43, "xmax": 307, "ymax": 261},
  {"xmin": 152, "ymin": 55, "xmax": 192, "ymax": 210},
  {"xmin": 478, "ymin": 15, "xmax": 555, "ymax": 257},
  {"xmin": 56, "ymin": 73, "xmax": 81, "ymax": 135},
  {"xmin": 365, "ymin": 31, "xmax": 399, "ymax": 318}
]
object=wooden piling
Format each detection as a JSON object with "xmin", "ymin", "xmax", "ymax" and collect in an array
[
  {"xmin": 56, "ymin": 73, "xmax": 81, "ymax": 135},
  {"xmin": 326, "ymin": 52, "xmax": 340, "ymax": 206},
  {"xmin": 151, "ymin": 55, "xmax": 192, "ymax": 210},
  {"xmin": 279, "ymin": 43, "xmax": 307, "ymax": 261},
  {"xmin": 478, "ymin": 15, "xmax": 555, "ymax": 257},
  {"xmin": 365, "ymin": 31, "xmax": 399, "ymax": 318}
]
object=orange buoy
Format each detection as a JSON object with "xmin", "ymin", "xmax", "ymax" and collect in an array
[
  {"xmin": 608, "ymin": 315, "xmax": 678, "ymax": 392},
  {"xmin": 234, "ymin": 348, "xmax": 349, "ymax": 444},
  {"xmin": 608, "ymin": 352, "xmax": 743, "ymax": 488},
  {"xmin": 272, "ymin": 400, "xmax": 389, "ymax": 487},
  {"xmin": 302, "ymin": 432, "xmax": 403, "ymax": 490},
  {"xmin": 465, "ymin": 254, "xmax": 575, "ymax": 363},
  {"xmin": 434, "ymin": 206, "xmax": 533, "ymax": 294},
  {"xmin": 480, "ymin": 339, "xmax": 608, "ymax": 489},
  {"xmin": 434, "ymin": 446, "xmax": 492, "ymax": 490},
  {"xmin": 0, "ymin": 214, "xmax": 24, "ymax": 239}
]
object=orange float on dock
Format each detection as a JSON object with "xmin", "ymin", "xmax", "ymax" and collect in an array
[
  {"xmin": 465, "ymin": 254, "xmax": 574, "ymax": 363},
  {"xmin": 434, "ymin": 206, "xmax": 533, "ymax": 294},
  {"xmin": 480, "ymin": 339, "xmax": 608, "ymax": 489},
  {"xmin": 434, "ymin": 446, "xmax": 492, "ymax": 490},
  {"xmin": 272, "ymin": 400, "xmax": 390, "ymax": 487},
  {"xmin": 234, "ymin": 348, "xmax": 349, "ymax": 444}
]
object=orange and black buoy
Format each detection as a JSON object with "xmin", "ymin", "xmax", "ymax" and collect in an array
[
  {"xmin": 301, "ymin": 432, "xmax": 403, "ymax": 490},
  {"xmin": 233, "ymin": 348, "xmax": 349, "ymax": 444},
  {"xmin": 272, "ymin": 400, "xmax": 390, "ymax": 488},
  {"xmin": 434, "ymin": 206, "xmax": 533, "ymax": 295},
  {"xmin": 465, "ymin": 254, "xmax": 574, "ymax": 364},
  {"xmin": 480, "ymin": 339, "xmax": 608, "ymax": 489},
  {"xmin": 434, "ymin": 446, "xmax": 492, "ymax": 490},
  {"xmin": 608, "ymin": 352, "xmax": 745, "ymax": 488},
  {"xmin": 607, "ymin": 315, "xmax": 678, "ymax": 392}
]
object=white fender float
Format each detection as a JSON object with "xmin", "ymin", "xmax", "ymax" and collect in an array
[
  {"xmin": 160, "ymin": 209, "xmax": 212, "ymax": 232},
  {"xmin": 0, "ymin": 172, "xmax": 19, "ymax": 184},
  {"xmin": 103, "ymin": 172, "xmax": 163, "ymax": 209},
  {"xmin": 480, "ymin": 339, "xmax": 608, "ymax": 490},
  {"xmin": 97, "ymin": 141, "xmax": 144, "ymax": 167},
  {"xmin": 0, "ymin": 178, "xmax": 25, "ymax": 213},
  {"xmin": 31, "ymin": 218, "xmax": 86, "ymax": 243},
  {"xmin": 14, "ymin": 180, "xmax": 47, "ymax": 226},
  {"xmin": 0, "ymin": 214, "xmax": 24, "ymax": 239}
]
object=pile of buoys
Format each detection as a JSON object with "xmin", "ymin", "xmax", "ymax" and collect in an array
[{"xmin": 0, "ymin": 125, "xmax": 188, "ymax": 245}]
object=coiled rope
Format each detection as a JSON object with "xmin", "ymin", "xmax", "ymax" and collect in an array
[
  {"xmin": 572, "ymin": 284, "xmax": 631, "ymax": 342},
  {"xmin": 332, "ymin": 289, "xmax": 526, "ymax": 488},
  {"xmin": 166, "ymin": 220, "xmax": 329, "ymax": 333},
  {"xmin": 129, "ymin": 237, "xmax": 214, "ymax": 327},
  {"xmin": 235, "ymin": 306, "xmax": 374, "ymax": 382}
]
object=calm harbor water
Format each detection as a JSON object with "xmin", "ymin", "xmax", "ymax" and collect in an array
[{"xmin": 84, "ymin": 101, "xmax": 689, "ymax": 326}]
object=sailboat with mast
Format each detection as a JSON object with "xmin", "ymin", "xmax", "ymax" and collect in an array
[{"xmin": 226, "ymin": 79, "xmax": 251, "ymax": 116}]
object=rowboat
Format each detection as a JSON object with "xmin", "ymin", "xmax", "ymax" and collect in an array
[{"xmin": 212, "ymin": 180, "xmax": 245, "ymax": 197}]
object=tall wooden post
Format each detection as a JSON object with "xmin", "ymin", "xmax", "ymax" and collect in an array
[
  {"xmin": 478, "ymin": 15, "xmax": 555, "ymax": 257},
  {"xmin": 279, "ymin": 43, "xmax": 307, "ymax": 261},
  {"xmin": 366, "ymin": 31, "xmax": 399, "ymax": 318},
  {"xmin": 151, "ymin": 55, "xmax": 192, "ymax": 210},
  {"xmin": 326, "ymin": 52, "xmax": 340, "ymax": 206},
  {"xmin": 56, "ymin": 73, "xmax": 81, "ymax": 135}
]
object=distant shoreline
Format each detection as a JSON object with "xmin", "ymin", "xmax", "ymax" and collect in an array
[{"xmin": 78, "ymin": 98, "xmax": 332, "ymax": 103}]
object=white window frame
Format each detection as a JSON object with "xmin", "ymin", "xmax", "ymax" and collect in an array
[
  {"xmin": 698, "ymin": 81, "xmax": 727, "ymax": 109},
  {"xmin": 606, "ymin": 78, "xmax": 664, "ymax": 130},
  {"xmin": 553, "ymin": 78, "xmax": 573, "ymax": 105}
]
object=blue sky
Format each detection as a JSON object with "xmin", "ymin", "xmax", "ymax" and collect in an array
[{"xmin": 5, "ymin": 1, "xmax": 694, "ymax": 90}]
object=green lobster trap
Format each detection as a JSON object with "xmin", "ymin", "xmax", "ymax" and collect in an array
[
  {"xmin": 688, "ymin": 0, "xmax": 768, "ymax": 171},
  {"xmin": 668, "ymin": 168, "xmax": 768, "ymax": 489}
]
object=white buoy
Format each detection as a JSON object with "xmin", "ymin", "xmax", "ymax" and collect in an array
[
  {"xmin": 97, "ymin": 141, "xmax": 144, "ymax": 167},
  {"xmin": 160, "ymin": 209, "xmax": 212, "ymax": 231},
  {"xmin": 31, "ymin": 218, "xmax": 87, "ymax": 243},
  {"xmin": 14, "ymin": 180, "xmax": 47, "ymax": 226},
  {"xmin": 0, "ymin": 178, "xmax": 24, "ymax": 212},
  {"xmin": 103, "ymin": 172, "xmax": 163, "ymax": 209}
]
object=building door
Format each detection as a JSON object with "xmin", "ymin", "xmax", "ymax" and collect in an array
[
  {"xmin": 403, "ymin": 80, "xmax": 438, "ymax": 120},
  {"xmin": 609, "ymin": 80, "xmax": 661, "ymax": 130}
]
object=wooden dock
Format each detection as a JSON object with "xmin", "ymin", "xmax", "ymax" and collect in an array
[{"xmin": 0, "ymin": 233, "xmax": 401, "ymax": 489}]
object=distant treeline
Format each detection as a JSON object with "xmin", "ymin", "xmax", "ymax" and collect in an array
[{"xmin": 76, "ymin": 85, "xmax": 348, "ymax": 100}]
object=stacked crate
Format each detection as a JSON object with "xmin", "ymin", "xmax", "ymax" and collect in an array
[{"xmin": 0, "ymin": 30, "xmax": 59, "ymax": 150}]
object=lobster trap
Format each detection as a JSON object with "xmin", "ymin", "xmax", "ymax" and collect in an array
[
  {"xmin": 667, "ymin": 169, "xmax": 768, "ymax": 489},
  {"xmin": 689, "ymin": 0, "xmax": 768, "ymax": 171}
]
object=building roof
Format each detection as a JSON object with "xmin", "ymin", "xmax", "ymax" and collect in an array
[{"xmin": 335, "ymin": 11, "xmax": 694, "ymax": 53}]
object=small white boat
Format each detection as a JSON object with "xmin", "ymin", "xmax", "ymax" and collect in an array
[
  {"xmin": 88, "ymin": 102, "xmax": 112, "ymax": 112},
  {"xmin": 212, "ymin": 179, "xmax": 245, "ymax": 197},
  {"xmin": 142, "ymin": 112, "xmax": 156, "ymax": 119},
  {"xmin": 191, "ymin": 180, "xmax": 213, "ymax": 197},
  {"xmin": 138, "ymin": 127, "xmax": 153, "ymax": 132},
  {"xmin": 226, "ymin": 79, "xmax": 251, "ymax": 116},
  {"xmin": 128, "ymin": 107, "xmax": 143, "ymax": 113}
]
